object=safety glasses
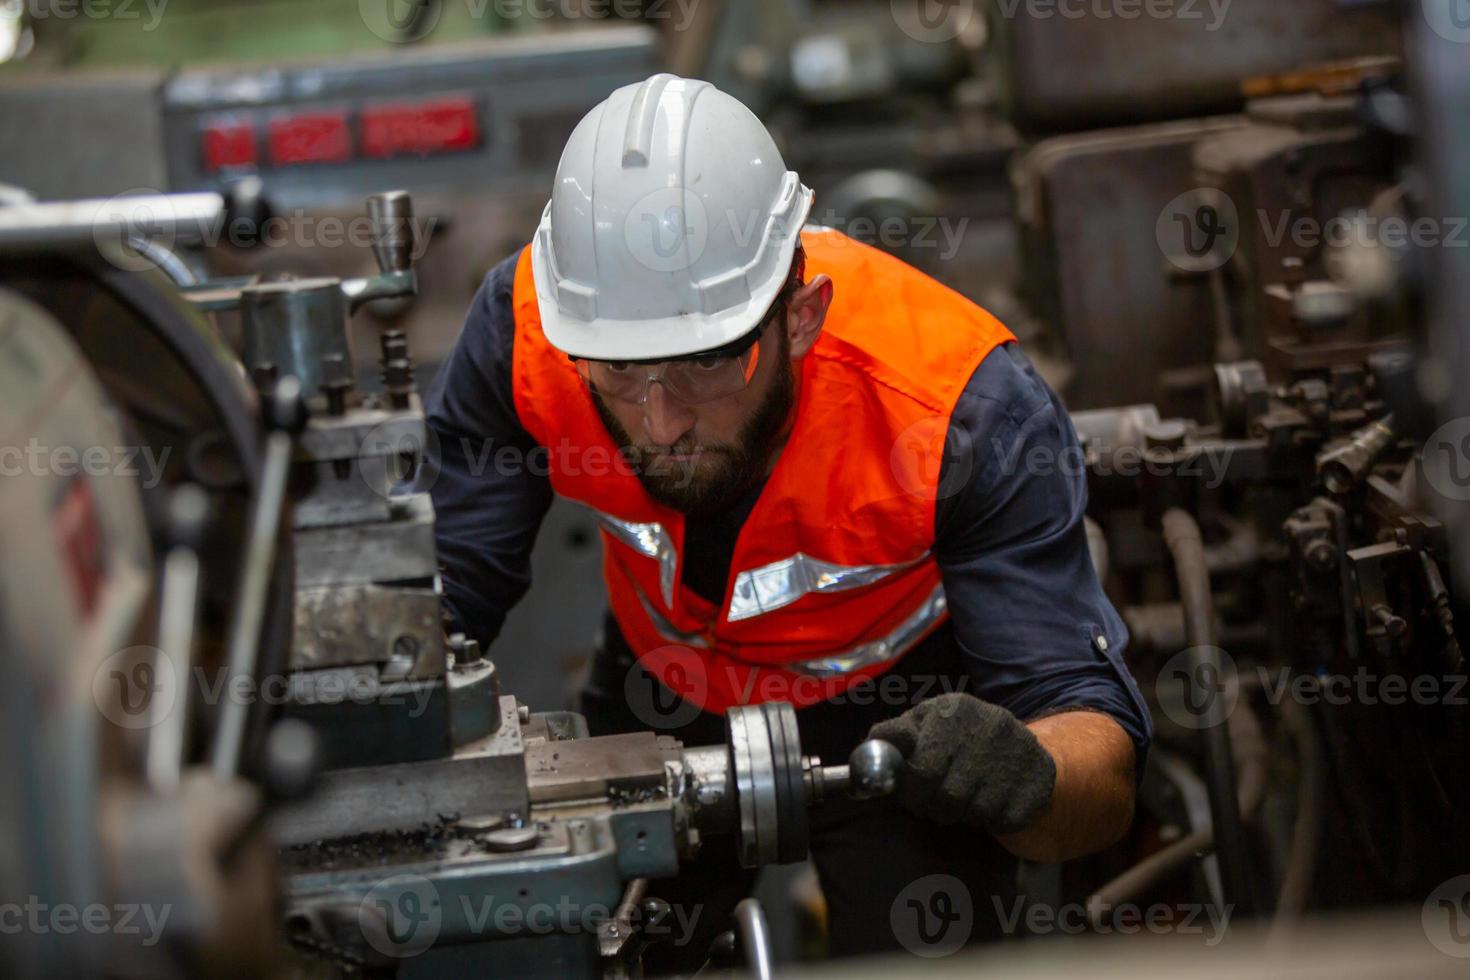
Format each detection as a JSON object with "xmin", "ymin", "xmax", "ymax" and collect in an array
[
  {"xmin": 575, "ymin": 341, "xmax": 762, "ymax": 406},
  {"xmin": 574, "ymin": 285, "xmax": 793, "ymax": 406}
]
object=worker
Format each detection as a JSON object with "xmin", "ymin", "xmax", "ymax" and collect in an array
[{"xmin": 425, "ymin": 73, "xmax": 1151, "ymax": 968}]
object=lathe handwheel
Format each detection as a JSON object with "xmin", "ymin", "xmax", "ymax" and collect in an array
[{"xmin": 726, "ymin": 702, "xmax": 810, "ymax": 868}]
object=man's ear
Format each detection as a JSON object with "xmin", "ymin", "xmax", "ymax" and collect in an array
[{"xmin": 786, "ymin": 273, "xmax": 833, "ymax": 359}]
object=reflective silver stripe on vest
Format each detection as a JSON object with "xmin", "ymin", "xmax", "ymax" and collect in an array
[
  {"xmin": 636, "ymin": 584, "xmax": 710, "ymax": 648},
  {"xmin": 594, "ymin": 511, "xmax": 677, "ymax": 607},
  {"xmin": 788, "ymin": 584, "xmax": 947, "ymax": 678},
  {"xmin": 727, "ymin": 551, "xmax": 931, "ymax": 623},
  {"xmin": 633, "ymin": 580, "xmax": 947, "ymax": 676}
]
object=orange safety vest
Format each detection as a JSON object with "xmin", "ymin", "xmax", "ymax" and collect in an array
[{"xmin": 511, "ymin": 227, "xmax": 1014, "ymax": 712}]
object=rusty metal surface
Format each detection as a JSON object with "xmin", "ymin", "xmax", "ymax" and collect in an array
[
  {"xmin": 524, "ymin": 732, "xmax": 675, "ymax": 805},
  {"xmin": 1014, "ymin": 115, "xmax": 1248, "ymax": 409},
  {"xmin": 987, "ymin": 0, "xmax": 1402, "ymax": 133},
  {"xmin": 291, "ymin": 583, "xmax": 445, "ymax": 677}
]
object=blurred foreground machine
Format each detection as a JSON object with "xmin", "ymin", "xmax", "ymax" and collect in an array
[
  {"xmin": 987, "ymin": 0, "xmax": 1470, "ymax": 931},
  {"xmin": 0, "ymin": 190, "xmax": 899, "ymax": 979}
]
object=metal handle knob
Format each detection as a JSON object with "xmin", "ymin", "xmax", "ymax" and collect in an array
[
  {"xmin": 845, "ymin": 738, "xmax": 902, "ymax": 799},
  {"xmin": 367, "ymin": 190, "xmax": 415, "ymax": 274}
]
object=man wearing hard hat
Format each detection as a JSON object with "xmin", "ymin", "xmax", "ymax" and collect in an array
[{"xmin": 427, "ymin": 74, "xmax": 1150, "ymax": 966}]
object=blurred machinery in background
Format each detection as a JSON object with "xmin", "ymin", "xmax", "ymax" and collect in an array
[{"xmin": 978, "ymin": 0, "xmax": 1470, "ymax": 937}]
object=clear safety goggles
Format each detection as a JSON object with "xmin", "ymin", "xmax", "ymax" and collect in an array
[
  {"xmin": 575, "ymin": 342, "xmax": 762, "ymax": 406},
  {"xmin": 574, "ymin": 288, "xmax": 791, "ymax": 406}
]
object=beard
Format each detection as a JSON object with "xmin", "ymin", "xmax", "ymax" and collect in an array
[{"xmin": 591, "ymin": 340, "xmax": 796, "ymax": 518}]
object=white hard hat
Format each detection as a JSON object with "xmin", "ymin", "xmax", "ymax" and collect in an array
[{"xmin": 530, "ymin": 73, "xmax": 814, "ymax": 361}]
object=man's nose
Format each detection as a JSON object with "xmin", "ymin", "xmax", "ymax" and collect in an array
[{"xmin": 641, "ymin": 381, "xmax": 696, "ymax": 447}]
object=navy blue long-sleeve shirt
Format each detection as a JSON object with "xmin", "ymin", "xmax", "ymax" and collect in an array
[{"xmin": 423, "ymin": 250, "xmax": 1152, "ymax": 760}]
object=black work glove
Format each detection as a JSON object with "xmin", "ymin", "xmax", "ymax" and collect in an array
[{"xmin": 868, "ymin": 692, "xmax": 1056, "ymax": 835}]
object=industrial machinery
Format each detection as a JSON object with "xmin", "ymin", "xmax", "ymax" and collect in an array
[
  {"xmin": 983, "ymin": 0, "xmax": 1470, "ymax": 934},
  {"xmin": 0, "ymin": 186, "xmax": 901, "ymax": 978},
  {"xmin": 4, "ymin": 2, "xmax": 1470, "ymax": 976}
]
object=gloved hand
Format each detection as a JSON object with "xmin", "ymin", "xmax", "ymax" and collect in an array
[{"xmin": 868, "ymin": 692, "xmax": 1056, "ymax": 835}]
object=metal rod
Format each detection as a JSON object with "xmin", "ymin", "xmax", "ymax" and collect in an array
[
  {"xmin": 1162, "ymin": 507, "xmax": 1255, "ymax": 917},
  {"xmin": 147, "ymin": 547, "xmax": 199, "ymax": 793},
  {"xmin": 732, "ymin": 899, "xmax": 773, "ymax": 980},
  {"xmin": 0, "ymin": 193, "xmax": 223, "ymax": 252},
  {"xmin": 212, "ymin": 391, "xmax": 296, "ymax": 778}
]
